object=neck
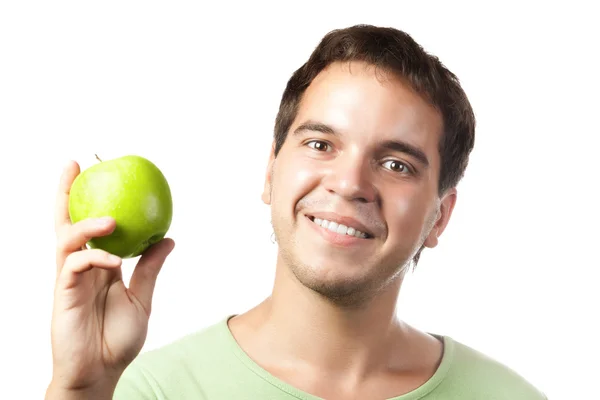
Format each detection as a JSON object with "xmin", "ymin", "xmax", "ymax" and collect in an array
[{"xmin": 244, "ymin": 254, "xmax": 408, "ymax": 380}]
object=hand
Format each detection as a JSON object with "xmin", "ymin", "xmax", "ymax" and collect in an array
[{"xmin": 47, "ymin": 160, "xmax": 175, "ymax": 395}]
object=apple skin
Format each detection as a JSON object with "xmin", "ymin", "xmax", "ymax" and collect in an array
[{"xmin": 68, "ymin": 155, "xmax": 173, "ymax": 258}]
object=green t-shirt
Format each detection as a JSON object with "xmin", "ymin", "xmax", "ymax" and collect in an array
[{"xmin": 113, "ymin": 315, "xmax": 547, "ymax": 399}]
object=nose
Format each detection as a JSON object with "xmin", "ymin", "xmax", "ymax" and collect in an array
[{"xmin": 322, "ymin": 152, "xmax": 378, "ymax": 203}]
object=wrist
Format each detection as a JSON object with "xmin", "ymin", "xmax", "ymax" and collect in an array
[{"xmin": 45, "ymin": 378, "xmax": 118, "ymax": 400}]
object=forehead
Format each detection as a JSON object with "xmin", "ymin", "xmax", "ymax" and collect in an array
[{"xmin": 293, "ymin": 61, "xmax": 443, "ymax": 159}]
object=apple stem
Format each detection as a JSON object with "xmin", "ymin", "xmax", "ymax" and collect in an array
[{"xmin": 95, "ymin": 154, "xmax": 103, "ymax": 162}]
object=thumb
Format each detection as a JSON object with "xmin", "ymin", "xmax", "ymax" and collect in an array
[{"xmin": 129, "ymin": 238, "xmax": 175, "ymax": 316}]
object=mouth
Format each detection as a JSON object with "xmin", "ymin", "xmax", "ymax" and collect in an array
[{"xmin": 306, "ymin": 215, "xmax": 374, "ymax": 239}]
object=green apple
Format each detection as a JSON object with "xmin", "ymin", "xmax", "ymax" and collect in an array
[{"xmin": 68, "ymin": 155, "xmax": 173, "ymax": 258}]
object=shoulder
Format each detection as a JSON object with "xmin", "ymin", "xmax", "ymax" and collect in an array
[
  {"xmin": 113, "ymin": 316, "xmax": 232, "ymax": 399},
  {"xmin": 441, "ymin": 336, "xmax": 547, "ymax": 400}
]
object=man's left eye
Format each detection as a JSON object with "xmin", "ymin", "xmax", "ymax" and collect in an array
[{"xmin": 382, "ymin": 160, "xmax": 409, "ymax": 173}]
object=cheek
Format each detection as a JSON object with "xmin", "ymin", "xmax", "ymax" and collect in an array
[
  {"xmin": 387, "ymin": 190, "xmax": 431, "ymax": 231},
  {"xmin": 278, "ymin": 152, "xmax": 320, "ymax": 188},
  {"xmin": 294, "ymin": 168, "xmax": 313, "ymax": 185},
  {"xmin": 390, "ymin": 198, "xmax": 417, "ymax": 230},
  {"xmin": 272, "ymin": 156, "xmax": 320, "ymax": 205}
]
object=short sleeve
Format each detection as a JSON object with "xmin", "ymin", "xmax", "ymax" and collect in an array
[{"xmin": 113, "ymin": 360, "xmax": 161, "ymax": 400}]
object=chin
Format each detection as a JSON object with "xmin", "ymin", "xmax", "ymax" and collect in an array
[{"xmin": 287, "ymin": 255, "xmax": 380, "ymax": 306}]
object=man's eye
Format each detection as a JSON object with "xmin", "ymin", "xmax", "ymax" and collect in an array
[
  {"xmin": 307, "ymin": 140, "xmax": 330, "ymax": 152},
  {"xmin": 382, "ymin": 160, "xmax": 410, "ymax": 173}
]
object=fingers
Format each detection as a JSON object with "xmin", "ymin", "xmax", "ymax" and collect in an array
[
  {"xmin": 59, "ymin": 248, "xmax": 123, "ymax": 290},
  {"xmin": 128, "ymin": 238, "xmax": 175, "ymax": 316},
  {"xmin": 54, "ymin": 161, "xmax": 80, "ymax": 236},
  {"xmin": 55, "ymin": 217, "xmax": 117, "ymax": 273}
]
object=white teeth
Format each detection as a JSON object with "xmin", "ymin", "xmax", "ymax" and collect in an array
[
  {"xmin": 327, "ymin": 222, "xmax": 339, "ymax": 232},
  {"xmin": 310, "ymin": 217, "xmax": 368, "ymax": 238}
]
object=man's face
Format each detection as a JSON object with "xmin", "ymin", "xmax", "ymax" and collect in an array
[{"xmin": 263, "ymin": 61, "xmax": 456, "ymax": 305}]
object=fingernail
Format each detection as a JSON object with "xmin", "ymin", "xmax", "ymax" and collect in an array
[
  {"xmin": 95, "ymin": 217, "xmax": 113, "ymax": 226},
  {"xmin": 108, "ymin": 254, "xmax": 121, "ymax": 263}
]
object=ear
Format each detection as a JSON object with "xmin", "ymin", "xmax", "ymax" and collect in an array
[
  {"xmin": 261, "ymin": 141, "xmax": 277, "ymax": 205},
  {"xmin": 423, "ymin": 188, "xmax": 457, "ymax": 248}
]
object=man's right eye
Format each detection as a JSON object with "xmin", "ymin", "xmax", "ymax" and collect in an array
[{"xmin": 306, "ymin": 140, "xmax": 330, "ymax": 152}]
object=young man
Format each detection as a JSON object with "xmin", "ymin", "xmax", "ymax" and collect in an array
[{"xmin": 46, "ymin": 25, "xmax": 547, "ymax": 399}]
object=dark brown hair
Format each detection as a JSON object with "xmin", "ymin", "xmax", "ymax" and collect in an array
[{"xmin": 273, "ymin": 24, "xmax": 476, "ymax": 197}]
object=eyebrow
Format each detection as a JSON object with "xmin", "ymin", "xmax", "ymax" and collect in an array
[
  {"xmin": 293, "ymin": 120, "xmax": 336, "ymax": 136},
  {"xmin": 292, "ymin": 120, "xmax": 430, "ymax": 168}
]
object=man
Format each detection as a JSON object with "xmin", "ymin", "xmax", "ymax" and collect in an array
[{"xmin": 46, "ymin": 25, "xmax": 547, "ymax": 399}]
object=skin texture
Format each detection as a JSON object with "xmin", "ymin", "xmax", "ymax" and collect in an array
[{"xmin": 228, "ymin": 61, "xmax": 458, "ymax": 399}]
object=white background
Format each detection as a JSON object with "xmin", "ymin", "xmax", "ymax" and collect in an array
[{"xmin": 1, "ymin": 1, "xmax": 598, "ymax": 399}]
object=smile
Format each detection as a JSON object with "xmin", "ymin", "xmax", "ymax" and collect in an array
[{"xmin": 307, "ymin": 216, "xmax": 372, "ymax": 239}]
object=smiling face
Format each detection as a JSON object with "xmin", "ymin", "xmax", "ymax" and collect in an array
[{"xmin": 263, "ymin": 61, "xmax": 457, "ymax": 305}]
